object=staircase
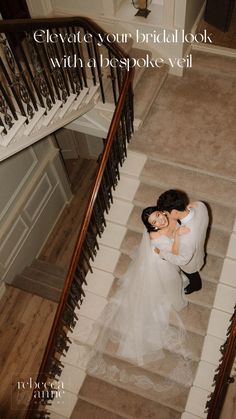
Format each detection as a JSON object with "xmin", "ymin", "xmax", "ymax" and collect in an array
[
  {"xmin": 54, "ymin": 149, "xmax": 232, "ymax": 419},
  {"xmin": 45, "ymin": 51, "xmax": 236, "ymax": 419},
  {"xmin": 2, "ymin": 17, "xmax": 235, "ymax": 419},
  {"xmin": 11, "ymin": 259, "xmax": 67, "ymax": 302},
  {"xmin": 0, "ymin": 19, "xmax": 168, "ymax": 161}
]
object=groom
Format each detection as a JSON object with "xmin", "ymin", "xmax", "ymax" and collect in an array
[{"xmin": 156, "ymin": 189, "xmax": 209, "ymax": 295}]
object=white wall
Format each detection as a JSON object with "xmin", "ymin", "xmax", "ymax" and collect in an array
[
  {"xmin": 0, "ymin": 136, "xmax": 72, "ymax": 287},
  {"xmin": 184, "ymin": 0, "xmax": 205, "ymax": 33},
  {"xmin": 51, "ymin": 0, "xmax": 104, "ymax": 16},
  {"xmin": 26, "ymin": 0, "xmax": 53, "ymax": 17}
]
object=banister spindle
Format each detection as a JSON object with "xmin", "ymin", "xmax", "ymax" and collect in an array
[{"xmin": 72, "ymin": 25, "xmax": 88, "ymax": 88}]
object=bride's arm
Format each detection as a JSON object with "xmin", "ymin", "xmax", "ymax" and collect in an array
[
  {"xmin": 172, "ymin": 226, "xmax": 190, "ymax": 255},
  {"xmin": 155, "ymin": 226, "xmax": 190, "ymax": 255}
]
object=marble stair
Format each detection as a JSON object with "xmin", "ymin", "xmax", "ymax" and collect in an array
[{"xmin": 47, "ymin": 148, "xmax": 236, "ymax": 419}]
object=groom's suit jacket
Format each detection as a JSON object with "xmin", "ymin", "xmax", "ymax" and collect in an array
[{"xmin": 159, "ymin": 201, "xmax": 209, "ymax": 273}]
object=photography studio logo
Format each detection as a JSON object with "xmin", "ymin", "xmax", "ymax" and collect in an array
[{"xmin": 11, "ymin": 374, "xmax": 65, "ymax": 410}]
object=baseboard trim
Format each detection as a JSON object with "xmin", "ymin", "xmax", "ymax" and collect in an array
[{"xmin": 192, "ymin": 43, "xmax": 236, "ymax": 58}]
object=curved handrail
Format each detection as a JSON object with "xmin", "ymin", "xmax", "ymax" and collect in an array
[
  {"xmin": 0, "ymin": 16, "xmax": 134, "ymax": 417},
  {"xmin": 206, "ymin": 307, "xmax": 236, "ymax": 418},
  {"xmin": 34, "ymin": 67, "xmax": 134, "ymax": 383},
  {"xmin": 0, "ymin": 16, "xmax": 130, "ymax": 61}
]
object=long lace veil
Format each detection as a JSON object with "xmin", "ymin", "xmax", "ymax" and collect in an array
[{"xmin": 79, "ymin": 230, "xmax": 195, "ymax": 393}]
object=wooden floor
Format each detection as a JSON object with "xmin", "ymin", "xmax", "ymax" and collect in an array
[
  {"xmin": 0, "ymin": 157, "xmax": 98, "ymax": 418},
  {"xmin": 39, "ymin": 157, "xmax": 98, "ymax": 270},
  {"xmin": 197, "ymin": 5, "xmax": 236, "ymax": 49},
  {"xmin": 0, "ymin": 287, "xmax": 57, "ymax": 418}
]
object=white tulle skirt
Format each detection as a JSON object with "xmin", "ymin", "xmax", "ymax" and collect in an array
[{"xmin": 83, "ymin": 231, "xmax": 194, "ymax": 391}]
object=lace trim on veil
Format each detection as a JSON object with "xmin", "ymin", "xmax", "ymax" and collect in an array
[{"xmin": 79, "ymin": 230, "xmax": 195, "ymax": 393}]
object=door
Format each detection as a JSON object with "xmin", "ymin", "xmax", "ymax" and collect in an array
[{"xmin": 205, "ymin": 0, "xmax": 236, "ymax": 31}]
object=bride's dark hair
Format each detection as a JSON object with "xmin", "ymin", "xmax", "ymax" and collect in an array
[{"xmin": 141, "ymin": 206, "xmax": 160, "ymax": 232}]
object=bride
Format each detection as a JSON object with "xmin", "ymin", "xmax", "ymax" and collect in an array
[{"xmin": 85, "ymin": 206, "xmax": 193, "ymax": 390}]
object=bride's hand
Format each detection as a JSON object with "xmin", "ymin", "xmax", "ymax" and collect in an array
[{"xmin": 176, "ymin": 226, "xmax": 190, "ymax": 236}]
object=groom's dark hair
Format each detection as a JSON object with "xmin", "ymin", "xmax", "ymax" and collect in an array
[{"xmin": 157, "ymin": 189, "xmax": 189, "ymax": 212}]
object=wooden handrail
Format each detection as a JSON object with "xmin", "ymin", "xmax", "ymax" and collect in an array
[
  {"xmin": 0, "ymin": 16, "xmax": 135, "ymax": 417},
  {"xmin": 0, "ymin": 17, "xmax": 130, "ymax": 61},
  {"xmin": 34, "ymin": 67, "xmax": 134, "ymax": 382},
  {"xmin": 206, "ymin": 307, "xmax": 236, "ymax": 418}
]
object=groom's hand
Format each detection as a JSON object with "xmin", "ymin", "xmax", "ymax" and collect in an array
[{"xmin": 154, "ymin": 247, "xmax": 160, "ymax": 254}]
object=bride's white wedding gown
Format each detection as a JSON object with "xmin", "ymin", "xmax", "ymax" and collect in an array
[{"xmin": 86, "ymin": 230, "xmax": 193, "ymax": 390}]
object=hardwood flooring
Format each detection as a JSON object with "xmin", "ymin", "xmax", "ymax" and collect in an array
[
  {"xmin": 39, "ymin": 157, "xmax": 98, "ymax": 270},
  {"xmin": 0, "ymin": 287, "xmax": 57, "ymax": 418},
  {"xmin": 0, "ymin": 157, "xmax": 98, "ymax": 417},
  {"xmin": 197, "ymin": 5, "xmax": 236, "ymax": 49}
]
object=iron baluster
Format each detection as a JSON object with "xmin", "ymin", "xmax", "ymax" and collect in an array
[
  {"xmin": 40, "ymin": 40, "xmax": 61, "ymax": 101},
  {"xmin": 56, "ymin": 27, "xmax": 76, "ymax": 94},
  {"xmin": 0, "ymin": 57, "xmax": 27, "ymax": 120},
  {"xmin": 72, "ymin": 26, "xmax": 87, "ymax": 88},
  {"xmin": 50, "ymin": 28, "xmax": 70, "ymax": 98},
  {"xmin": 92, "ymin": 36, "xmax": 105, "ymax": 102},
  {"xmin": 0, "ymin": 80, "xmax": 16, "ymax": 129},
  {"xmin": 28, "ymin": 32, "xmax": 55, "ymax": 108},
  {"xmin": 84, "ymin": 28, "xmax": 97, "ymax": 86},
  {"xmin": 108, "ymin": 49, "xmax": 117, "ymax": 104},
  {"xmin": 0, "ymin": 116, "xmax": 7, "ymax": 134},
  {"xmin": 45, "ymin": 33, "xmax": 68, "ymax": 103},
  {"xmin": 0, "ymin": 34, "xmax": 35, "ymax": 121},
  {"xmin": 67, "ymin": 26, "xmax": 83, "ymax": 93},
  {"xmin": 19, "ymin": 39, "xmax": 45, "ymax": 109}
]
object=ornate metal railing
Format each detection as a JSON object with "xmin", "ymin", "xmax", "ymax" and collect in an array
[
  {"xmin": 0, "ymin": 17, "xmax": 134, "ymax": 418},
  {"xmin": 205, "ymin": 305, "xmax": 236, "ymax": 418},
  {"xmin": 0, "ymin": 17, "xmax": 129, "ymax": 139}
]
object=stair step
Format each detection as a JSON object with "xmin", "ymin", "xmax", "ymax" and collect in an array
[
  {"xmin": 31, "ymin": 259, "xmax": 67, "ymax": 279},
  {"xmin": 22, "ymin": 266, "xmax": 65, "ymax": 289},
  {"xmin": 0, "ymin": 114, "xmax": 26, "ymax": 147},
  {"xmin": 140, "ymin": 158, "xmax": 236, "ymax": 208},
  {"xmin": 85, "ymin": 354, "xmax": 190, "ymax": 412},
  {"xmin": 134, "ymin": 65, "xmax": 169, "ymax": 122},
  {"xmin": 11, "ymin": 275, "xmax": 61, "ymax": 302},
  {"xmin": 71, "ymin": 398, "xmax": 124, "ymax": 419},
  {"xmin": 172, "ymin": 302, "xmax": 210, "ymax": 336},
  {"xmin": 133, "ymin": 187, "xmax": 235, "ymax": 233},
  {"xmin": 79, "ymin": 375, "xmax": 182, "ymax": 419}
]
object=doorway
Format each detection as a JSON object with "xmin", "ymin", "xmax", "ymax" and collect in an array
[{"xmin": 197, "ymin": 0, "xmax": 236, "ymax": 49}]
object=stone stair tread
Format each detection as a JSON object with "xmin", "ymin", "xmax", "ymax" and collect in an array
[
  {"xmin": 11, "ymin": 275, "xmax": 61, "ymax": 303},
  {"xmin": 22, "ymin": 266, "xmax": 64, "ymax": 289},
  {"xmin": 79, "ymin": 375, "xmax": 181, "ymax": 419},
  {"xmin": 139, "ymin": 158, "xmax": 236, "ymax": 208},
  {"xmin": 132, "ymin": 188, "xmax": 235, "ymax": 232},
  {"xmin": 201, "ymin": 253, "xmax": 224, "ymax": 282},
  {"xmin": 31, "ymin": 259, "xmax": 67, "ymax": 279},
  {"xmin": 86, "ymin": 354, "xmax": 190, "ymax": 412},
  {"xmin": 71, "ymin": 398, "xmax": 124, "ymax": 419},
  {"xmin": 172, "ymin": 302, "xmax": 210, "ymax": 336},
  {"xmin": 134, "ymin": 65, "xmax": 169, "ymax": 122}
]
